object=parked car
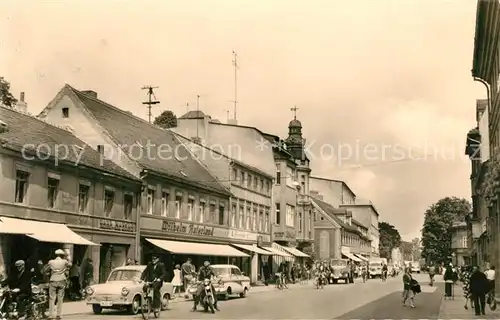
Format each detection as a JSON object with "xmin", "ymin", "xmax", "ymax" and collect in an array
[
  {"xmin": 211, "ymin": 264, "xmax": 251, "ymax": 299},
  {"xmin": 85, "ymin": 265, "xmax": 173, "ymax": 315}
]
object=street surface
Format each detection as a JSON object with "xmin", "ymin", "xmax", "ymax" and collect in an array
[{"xmin": 64, "ymin": 273, "xmax": 447, "ymax": 319}]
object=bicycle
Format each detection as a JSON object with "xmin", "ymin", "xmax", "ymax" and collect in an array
[{"xmin": 141, "ymin": 280, "xmax": 160, "ymax": 320}]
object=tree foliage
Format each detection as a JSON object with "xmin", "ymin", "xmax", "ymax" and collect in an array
[
  {"xmin": 421, "ymin": 197, "xmax": 471, "ymax": 264},
  {"xmin": 378, "ymin": 221, "xmax": 402, "ymax": 259},
  {"xmin": 154, "ymin": 110, "xmax": 177, "ymax": 129},
  {"xmin": 0, "ymin": 77, "xmax": 17, "ymax": 108}
]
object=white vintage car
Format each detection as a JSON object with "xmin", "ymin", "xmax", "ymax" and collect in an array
[
  {"xmin": 85, "ymin": 265, "xmax": 173, "ymax": 315},
  {"xmin": 212, "ymin": 264, "xmax": 251, "ymax": 299}
]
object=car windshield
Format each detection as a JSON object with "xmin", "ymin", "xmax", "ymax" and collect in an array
[
  {"xmin": 212, "ymin": 268, "xmax": 230, "ymax": 277},
  {"xmin": 370, "ymin": 262, "xmax": 381, "ymax": 267},
  {"xmin": 108, "ymin": 270, "xmax": 141, "ymax": 281},
  {"xmin": 330, "ymin": 260, "xmax": 347, "ymax": 267}
]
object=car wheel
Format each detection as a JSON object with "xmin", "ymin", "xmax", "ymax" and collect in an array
[
  {"xmin": 128, "ymin": 295, "xmax": 141, "ymax": 315},
  {"xmin": 239, "ymin": 288, "xmax": 248, "ymax": 298},
  {"xmin": 92, "ymin": 304, "xmax": 102, "ymax": 315},
  {"xmin": 161, "ymin": 293, "xmax": 170, "ymax": 311},
  {"xmin": 222, "ymin": 287, "xmax": 231, "ymax": 300}
]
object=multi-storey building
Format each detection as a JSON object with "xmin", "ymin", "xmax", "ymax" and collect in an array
[
  {"xmin": 0, "ymin": 105, "xmax": 142, "ymax": 282},
  {"xmin": 450, "ymin": 222, "xmax": 469, "ymax": 266},
  {"xmin": 38, "ymin": 85, "xmax": 256, "ymax": 275},
  {"xmin": 471, "ymin": 0, "xmax": 500, "ymax": 296},
  {"xmin": 311, "ymin": 195, "xmax": 370, "ymax": 262},
  {"xmin": 310, "ymin": 177, "xmax": 356, "ymax": 206}
]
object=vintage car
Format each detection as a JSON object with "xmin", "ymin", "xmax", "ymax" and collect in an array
[
  {"xmin": 187, "ymin": 264, "xmax": 250, "ymax": 299},
  {"xmin": 329, "ymin": 259, "xmax": 352, "ymax": 284},
  {"xmin": 85, "ymin": 265, "xmax": 173, "ymax": 315}
]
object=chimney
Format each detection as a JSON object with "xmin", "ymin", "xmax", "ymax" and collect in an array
[
  {"xmin": 227, "ymin": 118, "xmax": 238, "ymax": 125},
  {"xmin": 97, "ymin": 145, "xmax": 104, "ymax": 154},
  {"xmin": 82, "ymin": 90, "xmax": 98, "ymax": 99},
  {"xmin": 16, "ymin": 92, "xmax": 27, "ymax": 113}
]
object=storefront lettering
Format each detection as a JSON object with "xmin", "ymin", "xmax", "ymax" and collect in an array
[
  {"xmin": 273, "ymin": 230, "xmax": 296, "ymax": 240},
  {"xmin": 162, "ymin": 220, "xmax": 214, "ymax": 236},
  {"xmin": 99, "ymin": 219, "xmax": 135, "ymax": 232}
]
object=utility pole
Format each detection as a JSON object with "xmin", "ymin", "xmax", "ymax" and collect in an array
[
  {"xmin": 232, "ymin": 50, "xmax": 238, "ymax": 121},
  {"xmin": 142, "ymin": 86, "xmax": 160, "ymax": 123}
]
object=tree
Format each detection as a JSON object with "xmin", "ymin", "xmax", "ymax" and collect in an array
[
  {"xmin": 400, "ymin": 241, "xmax": 414, "ymax": 261},
  {"xmin": 154, "ymin": 110, "xmax": 177, "ymax": 129},
  {"xmin": 421, "ymin": 197, "xmax": 471, "ymax": 264},
  {"xmin": 378, "ymin": 221, "xmax": 402, "ymax": 259},
  {"xmin": 0, "ymin": 77, "xmax": 17, "ymax": 108}
]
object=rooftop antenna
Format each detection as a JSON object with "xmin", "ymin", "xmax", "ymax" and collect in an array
[
  {"xmin": 196, "ymin": 94, "xmax": 200, "ymax": 138},
  {"xmin": 291, "ymin": 106, "xmax": 299, "ymax": 119},
  {"xmin": 232, "ymin": 50, "xmax": 238, "ymax": 120},
  {"xmin": 142, "ymin": 86, "xmax": 160, "ymax": 123}
]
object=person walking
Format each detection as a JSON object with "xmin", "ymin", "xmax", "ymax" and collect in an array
[
  {"xmin": 69, "ymin": 261, "xmax": 81, "ymax": 299},
  {"xmin": 171, "ymin": 264, "xmax": 182, "ymax": 298},
  {"xmin": 444, "ymin": 263, "xmax": 455, "ymax": 299},
  {"xmin": 402, "ymin": 267, "xmax": 415, "ymax": 308},
  {"xmin": 47, "ymin": 249, "xmax": 71, "ymax": 320},
  {"xmin": 181, "ymin": 258, "xmax": 195, "ymax": 293},
  {"xmin": 485, "ymin": 265, "xmax": 496, "ymax": 309},
  {"xmin": 470, "ymin": 265, "xmax": 488, "ymax": 316}
]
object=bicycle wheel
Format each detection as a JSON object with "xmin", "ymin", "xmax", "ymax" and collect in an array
[{"xmin": 141, "ymin": 297, "xmax": 152, "ymax": 320}]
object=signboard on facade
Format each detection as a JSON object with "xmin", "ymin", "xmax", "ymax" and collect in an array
[
  {"xmin": 273, "ymin": 230, "xmax": 296, "ymax": 241},
  {"xmin": 99, "ymin": 219, "xmax": 135, "ymax": 233}
]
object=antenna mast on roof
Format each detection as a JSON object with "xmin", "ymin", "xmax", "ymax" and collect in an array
[
  {"xmin": 142, "ymin": 85, "xmax": 160, "ymax": 123},
  {"xmin": 232, "ymin": 50, "xmax": 238, "ymax": 121}
]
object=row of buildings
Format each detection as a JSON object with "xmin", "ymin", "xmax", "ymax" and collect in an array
[
  {"xmin": 0, "ymin": 85, "xmax": 380, "ymax": 283},
  {"xmin": 464, "ymin": 0, "xmax": 500, "ymax": 298}
]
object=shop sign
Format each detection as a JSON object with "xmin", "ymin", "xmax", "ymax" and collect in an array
[
  {"xmin": 99, "ymin": 219, "xmax": 135, "ymax": 233},
  {"xmin": 161, "ymin": 220, "xmax": 214, "ymax": 236},
  {"xmin": 273, "ymin": 230, "xmax": 296, "ymax": 241}
]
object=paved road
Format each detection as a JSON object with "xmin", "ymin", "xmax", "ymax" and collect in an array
[{"xmin": 64, "ymin": 274, "xmax": 440, "ymax": 319}]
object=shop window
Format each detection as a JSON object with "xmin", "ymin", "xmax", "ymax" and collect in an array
[
  {"xmin": 47, "ymin": 177, "xmax": 59, "ymax": 208},
  {"xmin": 104, "ymin": 189, "xmax": 115, "ymax": 217},
  {"xmin": 187, "ymin": 198, "xmax": 195, "ymax": 221},
  {"xmin": 147, "ymin": 189, "xmax": 155, "ymax": 215},
  {"xmin": 218, "ymin": 206, "xmax": 225, "ymax": 225},
  {"xmin": 78, "ymin": 184, "xmax": 89, "ymax": 213},
  {"xmin": 175, "ymin": 195, "xmax": 182, "ymax": 219},
  {"xmin": 15, "ymin": 170, "xmax": 29, "ymax": 203},
  {"xmin": 123, "ymin": 193, "xmax": 133, "ymax": 220},
  {"xmin": 199, "ymin": 202, "xmax": 206, "ymax": 223},
  {"xmin": 276, "ymin": 203, "xmax": 281, "ymax": 224},
  {"xmin": 161, "ymin": 192, "xmax": 169, "ymax": 217}
]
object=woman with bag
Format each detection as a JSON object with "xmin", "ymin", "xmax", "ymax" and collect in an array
[{"xmin": 402, "ymin": 267, "xmax": 416, "ymax": 308}]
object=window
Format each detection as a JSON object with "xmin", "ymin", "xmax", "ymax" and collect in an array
[
  {"xmin": 259, "ymin": 210, "xmax": 264, "ymax": 231},
  {"xmin": 260, "ymin": 179, "xmax": 264, "ymax": 193},
  {"xmin": 253, "ymin": 208, "xmax": 257, "ymax": 231},
  {"xmin": 286, "ymin": 204, "xmax": 295, "ymax": 227},
  {"xmin": 232, "ymin": 168, "xmax": 237, "ymax": 181},
  {"xmin": 253, "ymin": 176, "xmax": 258, "ymax": 189},
  {"xmin": 286, "ymin": 166, "xmax": 294, "ymax": 187},
  {"xmin": 239, "ymin": 206, "xmax": 244, "ymax": 229},
  {"xmin": 218, "ymin": 206, "xmax": 225, "ymax": 225},
  {"xmin": 298, "ymin": 212, "xmax": 302, "ymax": 232},
  {"xmin": 161, "ymin": 192, "xmax": 169, "ymax": 217},
  {"xmin": 62, "ymin": 107, "xmax": 69, "ymax": 118},
  {"xmin": 175, "ymin": 195, "xmax": 182, "ymax": 218},
  {"xmin": 199, "ymin": 202, "xmax": 206, "ymax": 223},
  {"xmin": 264, "ymin": 209, "xmax": 269, "ymax": 232},
  {"xmin": 124, "ymin": 193, "xmax": 133, "ymax": 220},
  {"xmin": 147, "ymin": 189, "xmax": 155, "ymax": 215},
  {"xmin": 209, "ymin": 203, "xmax": 216, "ymax": 223},
  {"xmin": 231, "ymin": 204, "xmax": 237, "ymax": 227},
  {"xmin": 266, "ymin": 181, "xmax": 270, "ymax": 194},
  {"xmin": 461, "ymin": 235, "xmax": 468, "ymax": 248},
  {"xmin": 104, "ymin": 189, "xmax": 115, "ymax": 217},
  {"xmin": 275, "ymin": 164, "xmax": 281, "ymax": 185},
  {"xmin": 276, "ymin": 203, "xmax": 281, "ymax": 224},
  {"xmin": 231, "ymin": 267, "xmax": 242, "ymax": 276},
  {"xmin": 47, "ymin": 178, "xmax": 59, "ymax": 208},
  {"xmin": 78, "ymin": 184, "xmax": 89, "ymax": 213},
  {"xmin": 247, "ymin": 174, "xmax": 252, "ymax": 188},
  {"xmin": 187, "ymin": 199, "xmax": 194, "ymax": 221},
  {"xmin": 240, "ymin": 171, "xmax": 245, "ymax": 185},
  {"xmin": 15, "ymin": 170, "xmax": 29, "ymax": 203},
  {"xmin": 247, "ymin": 207, "xmax": 252, "ymax": 230}
]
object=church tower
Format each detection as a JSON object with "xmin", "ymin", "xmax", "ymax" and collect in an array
[{"xmin": 285, "ymin": 106, "xmax": 305, "ymax": 160}]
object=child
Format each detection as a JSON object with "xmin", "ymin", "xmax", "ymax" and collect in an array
[{"xmin": 171, "ymin": 264, "xmax": 182, "ymax": 298}]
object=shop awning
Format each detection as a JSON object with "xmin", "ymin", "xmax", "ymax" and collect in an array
[
  {"xmin": 281, "ymin": 246, "xmax": 310, "ymax": 258},
  {"xmin": 261, "ymin": 246, "xmax": 292, "ymax": 257},
  {"xmin": 0, "ymin": 216, "xmax": 98, "ymax": 246},
  {"xmin": 146, "ymin": 238, "xmax": 249, "ymax": 257},
  {"xmin": 342, "ymin": 252, "xmax": 361, "ymax": 262},
  {"xmin": 354, "ymin": 253, "xmax": 369, "ymax": 261},
  {"xmin": 231, "ymin": 244, "xmax": 272, "ymax": 255}
]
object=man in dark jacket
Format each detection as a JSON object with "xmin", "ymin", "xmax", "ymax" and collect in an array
[
  {"xmin": 140, "ymin": 254, "xmax": 166, "ymax": 312},
  {"xmin": 470, "ymin": 265, "xmax": 488, "ymax": 316},
  {"xmin": 192, "ymin": 261, "xmax": 219, "ymax": 311},
  {"xmin": 1, "ymin": 260, "xmax": 33, "ymax": 315}
]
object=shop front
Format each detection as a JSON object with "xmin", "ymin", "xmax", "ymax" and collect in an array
[
  {"xmin": 140, "ymin": 216, "xmax": 272, "ymax": 283},
  {"xmin": 341, "ymin": 246, "xmax": 362, "ymax": 264}
]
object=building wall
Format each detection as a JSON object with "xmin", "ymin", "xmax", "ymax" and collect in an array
[
  {"xmin": 272, "ymin": 159, "xmax": 299, "ymax": 244},
  {"xmin": 309, "ymin": 177, "xmax": 355, "ymax": 207},
  {"xmin": 451, "ymin": 228, "xmax": 468, "ymax": 250},
  {"xmin": 339, "ymin": 204, "xmax": 379, "ymax": 256},
  {"xmin": 313, "ymin": 208, "xmax": 341, "ymax": 261}
]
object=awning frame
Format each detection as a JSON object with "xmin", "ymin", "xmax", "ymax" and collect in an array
[
  {"xmin": 261, "ymin": 246, "xmax": 292, "ymax": 258},
  {"xmin": 146, "ymin": 238, "xmax": 249, "ymax": 257},
  {"xmin": 342, "ymin": 252, "xmax": 361, "ymax": 262},
  {"xmin": 281, "ymin": 246, "xmax": 310, "ymax": 258},
  {"xmin": 231, "ymin": 243, "xmax": 272, "ymax": 255}
]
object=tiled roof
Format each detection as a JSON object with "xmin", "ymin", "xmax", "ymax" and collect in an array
[
  {"xmin": 0, "ymin": 106, "xmax": 138, "ymax": 181},
  {"xmin": 311, "ymin": 197, "xmax": 357, "ymax": 232},
  {"xmin": 68, "ymin": 86, "xmax": 230, "ymax": 196}
]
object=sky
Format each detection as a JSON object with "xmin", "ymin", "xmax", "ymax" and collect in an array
[{"xmin": 1, "ymin": 0, "xmax": 484, "ymax": 240}]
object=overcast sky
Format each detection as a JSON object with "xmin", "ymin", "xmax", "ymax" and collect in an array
[{"xmin": 1, "ymin": 0, "xmax": 483, "ymax": 240}]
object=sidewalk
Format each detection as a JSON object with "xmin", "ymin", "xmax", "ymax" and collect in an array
[
  {"xmin": 438, "ymin": 284, "xmax": 500, "ymax": 319},
  {"xmin": 62, "ymin": 280, "xmax": 314, "ymax": 316}
]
